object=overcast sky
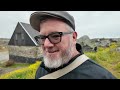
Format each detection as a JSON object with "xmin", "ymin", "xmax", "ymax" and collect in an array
[{"xmin": 0, "ymin": 11, "xmax": 120, "ymax": 39}]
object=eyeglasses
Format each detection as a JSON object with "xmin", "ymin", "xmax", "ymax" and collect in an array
[{"xmin": 34, "ymin": 32, "xmax": 73, "ymax": 45}]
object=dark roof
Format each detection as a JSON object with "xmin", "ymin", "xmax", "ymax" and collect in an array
[{"xmin": 19, "ymin": 22, "xmax": 40, "ymax": 46}]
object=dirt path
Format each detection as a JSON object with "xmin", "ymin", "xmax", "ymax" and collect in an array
[{"xmin": 0, "ymin": 67, "xmax": 24, "ymax": 75}]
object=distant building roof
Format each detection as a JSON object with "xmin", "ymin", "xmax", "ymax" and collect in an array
[
  {"xmin": 20, "ymin": 22, "xmax": 40, "ymax": 45},
  {"xmin": 8, "ymin": 22, "xmax": 40, "ymax": 46}
]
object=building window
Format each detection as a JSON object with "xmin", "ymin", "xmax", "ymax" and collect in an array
[
  {"xmin": 15, "ymin": 34, "xmax": 18, "ymax": 40},
  {"xmin": 21, "ymin": 33, "xmax": 24, "ymax": 40}
]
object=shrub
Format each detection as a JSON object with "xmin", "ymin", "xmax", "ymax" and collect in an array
[
  {"xmin": 5, "ymin": 60, "xmax": 15, "ymax": 67},
  {"xmin": 0, "ymin": 61, "xmax": 41, "ymax": 79},
  {"xmin": 85, "ymin": 43, "xmax": 120, "ymax": 79}
]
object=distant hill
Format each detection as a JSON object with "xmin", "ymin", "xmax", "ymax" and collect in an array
[
  {"xmin": 77, "ymin": 35, "xmax": 120, "ymax": 52},
  {"xmin": 0, "ymin": 38, "xmax": 10, "ymax": 45},
  {"xmin": 77, "ymin": 35, "xmax": 95, "ymax": 48}
]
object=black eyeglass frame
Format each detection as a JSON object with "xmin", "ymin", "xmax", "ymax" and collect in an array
[{"xmin": 34, "ymin": 32, "xmax": 73, "ymax": 45}]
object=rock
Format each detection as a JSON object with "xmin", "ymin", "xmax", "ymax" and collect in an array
[
  {"xmin": 77, "ymin": 35, "xmax": 96, "ymax": 52},
  {"xmin": 100, "ymin": 40, "xmax": 111, "ymax": 47},
  {"xmin": 116, "ymin": 47, "xmax": 120, "ymax": 52},
  {"xmin": 0, "ymin": 68, "xmax": 3, "ymax": 74}
]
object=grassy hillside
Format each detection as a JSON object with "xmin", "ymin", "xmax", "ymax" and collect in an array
[{"xmin": 85, "ymin": 43, "xmax": 120, "ymax": 79}]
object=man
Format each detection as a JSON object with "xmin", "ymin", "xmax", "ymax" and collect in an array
[{"xmin": 30, "ymin": 11, "xmax": 116, "ymax": 79}]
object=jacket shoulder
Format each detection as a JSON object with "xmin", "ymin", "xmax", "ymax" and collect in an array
[
  {"xmin": 35, "ymin": 62, "xmax": 48, "ymax": 79},
  {"xmin": 60, "ymin": 59, "xmax": 116, "ymax": 79}
]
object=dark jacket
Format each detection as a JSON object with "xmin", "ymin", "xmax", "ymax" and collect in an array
[{"xmin": 35, "ymin": 44, "xmax": 116, "ymax": 79}]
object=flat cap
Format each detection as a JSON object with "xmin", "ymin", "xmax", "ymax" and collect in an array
[{"xmin": 30, "ymin": 11, "xmax": 75, "ymax": 32}]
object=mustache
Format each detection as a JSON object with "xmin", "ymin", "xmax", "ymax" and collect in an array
[{"xmin": 45, "ymin": 48, "xmax": 59, "ymax": 53}]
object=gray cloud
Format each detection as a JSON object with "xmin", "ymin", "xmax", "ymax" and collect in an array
[
  {"xmin": 68, "ymin": 11, "xmax": 120, "ymax": 39},
  {"xmin": 0, "ymin": 11, "xmax": 120, "ymax": 39}
]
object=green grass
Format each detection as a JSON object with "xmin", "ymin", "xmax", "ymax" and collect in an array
[
  {"xmin": 6, "ymin": 63, "xmax": 31, "ymax": 68},
  {"xmin": 85, "ymin": 43, "xmax": 120, "ymax": 79},
  {"xmin": 0, "ymin": 61, "xmax": 41, "ymax": 79}
]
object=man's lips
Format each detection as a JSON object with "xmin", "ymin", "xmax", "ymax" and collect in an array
[{"xmin": 47, "ymin": 50, "xmax": 59, "ymax": 53}]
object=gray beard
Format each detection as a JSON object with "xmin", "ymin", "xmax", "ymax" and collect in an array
[{"xmin": 43, "ymin": 41, "xmax": 73, "ymax": 69}]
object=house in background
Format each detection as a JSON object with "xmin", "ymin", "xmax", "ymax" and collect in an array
[{"xmin": 8, "ymin": 22, "xmax": 42, "ymax": 63}]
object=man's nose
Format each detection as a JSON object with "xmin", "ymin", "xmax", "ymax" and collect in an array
[{"xmin": 44, "ymin": 38, "xmax": 54, "ymax": 47}]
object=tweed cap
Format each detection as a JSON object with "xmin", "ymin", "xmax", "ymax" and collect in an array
[{"xmin": 30, "ymin": 11, "xmax": 75, "ymax": 32}]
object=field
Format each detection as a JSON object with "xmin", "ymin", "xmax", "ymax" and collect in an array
[
  {"xmin": 0, "ymin": 43, "xmax": 120, "ymax": 79},
  {"xmin": 0, "ymin": 61, "xmax": 41, "ymax": 79},
  {"xmin": 85, "ymin": 43, "xmax": 120, "ymax": 79}
]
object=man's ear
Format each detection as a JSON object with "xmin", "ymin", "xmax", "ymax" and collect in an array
[{"xmin": 72, "ymin": 32, "xmax": 77, "ymax": 42}]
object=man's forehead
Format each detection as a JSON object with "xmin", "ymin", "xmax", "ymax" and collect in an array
[{"xmin": 40, "ymin": 29, "xmax": 67, "ymax": 35}]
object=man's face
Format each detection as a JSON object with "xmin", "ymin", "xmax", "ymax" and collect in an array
[{"xmin": 39, "ymin": 19, "xmax": 75, "ymax": 68}]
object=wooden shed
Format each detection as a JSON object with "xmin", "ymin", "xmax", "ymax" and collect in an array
[{"xmin": 8, "ymin": 22, "xmax": 42, "ymax": 63}]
